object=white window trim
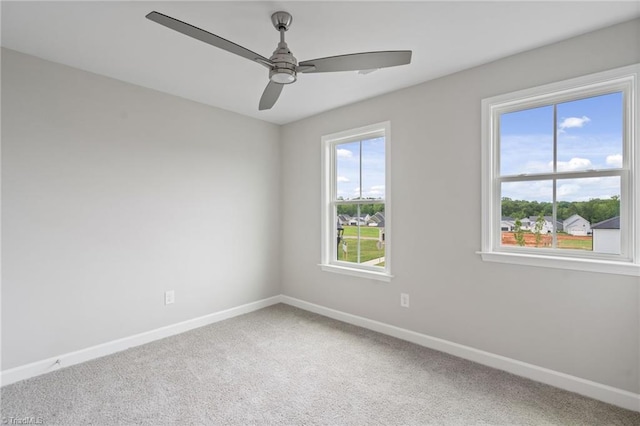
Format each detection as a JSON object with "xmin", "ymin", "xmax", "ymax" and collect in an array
[
  {"xmin": 479, "ymin": 64, "xmax": 640, "ymax": 277},
  {"xmin": 320, "ymin": 121, "xmax": 393, "ymax": 282}
]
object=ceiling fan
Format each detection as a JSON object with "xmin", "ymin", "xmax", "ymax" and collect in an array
[{"xmin": 146, "ymin": 11, "xmax": 412, "ymax": 110}]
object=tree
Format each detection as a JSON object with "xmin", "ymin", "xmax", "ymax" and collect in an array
[
  {"xmin": 533, "ymin": 213, "xmax": 545, "ymax": 247},
  {"xmin": 501, "ymin": 197, "xmax": 619, "ymax": 222},
  {"xmin": 513, "ymin": 218, "xmax": 526, "ymax": 247},
  {"xmin": 336, "ymin": 203, "xmax": 384, "ymax": 219}
]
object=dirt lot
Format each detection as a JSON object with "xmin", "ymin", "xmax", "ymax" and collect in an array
[{"xmin": 501, "ymin": 232, "xmax": 592, "ymax": 250}]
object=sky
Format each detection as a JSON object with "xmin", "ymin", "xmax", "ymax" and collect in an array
[
  {"xmin": 500, "ymin": 91, "xmax": 623, "ymax": 202},
  {"xmin": 334, "ymin": 92, "xmax": 622, "ymax": 204},
  {"xmin": 335, "ymin": 136, "xmax": 385, "ymax": 201}
]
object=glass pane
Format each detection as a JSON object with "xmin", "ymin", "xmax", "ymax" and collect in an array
[
  {"xmin": 557, "ymin": 176, "xmax": 620, "ymax": 253},
  {"xmin": 500, "ymin": 105, "xmax": 553, "ymax": 176},
  {"xmin": 361, "ymin": 137, "xmax": 385, "ymax": 200},
  {"xmin": 336, "ymin": 141, "xmax": 360, "ymax": 200},
  {"xmin": 557, "ymin": 92, "xmax": 623, "ymax": 172},
  {"xmin": 337, "ymin": 204, "xmax": 385, "ymax": 266},
  {"xmin": 501, "ymin": 181, "xmax": 553, "ymax": 248}
]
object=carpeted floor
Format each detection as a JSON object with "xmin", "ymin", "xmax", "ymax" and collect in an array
[{"xmin": 1, "ymin": 304, "xmax": 639, "ymax": 425}]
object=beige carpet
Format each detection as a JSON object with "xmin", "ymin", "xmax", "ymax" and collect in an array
[{"xmin": 2, "ymin": 304, "xmax": 639, "ymax": 425}]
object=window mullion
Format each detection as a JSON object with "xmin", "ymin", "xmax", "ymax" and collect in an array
[
  {"xmin": 358, "ymin": 140, "xmax": 362, "ymax": 264},
  {"xmin": 499, "ymin": 169, "xmax": 624, "ymax": 182},
  {"xmin": 359, "ymin": 140, "xmax": 363, "ymax": 200},
  {"xmin": 553, "ymin": 104, "xmax": 558, "ymax": 174},
  {"xmin": 335, "ymin": 199, "xmax": 386, "ymax": 205},
  {"xmin": 356, "ymin": 205, "xmax": 361, "ymax": 264},
  {"xmin": 552, "ymin": 104, "xmax": 558, "ymax": 248},
  {"xmin": 552, "ymin": 179, "xmax": 558, "ymax": 249}
]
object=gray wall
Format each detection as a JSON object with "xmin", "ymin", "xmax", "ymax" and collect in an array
[
  {"xmin": 3, "ymin": 19, "xmax": 639, "ymax": 395},
  {"xmin": 1, "ymin": 48, "xmax": 282, "ymax": 370},
  {"xmin": 280, "ymin": 19, "xmax": 640, "ymax": 393}
]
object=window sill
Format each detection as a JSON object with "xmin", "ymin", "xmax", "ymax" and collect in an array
[
  {"xmin": 477, "ymin": 251, "xmax": 640, "ymax": 277},
  {"xmin": 319, "ymin": 264, "xmax": 393, "ymax": 282}
]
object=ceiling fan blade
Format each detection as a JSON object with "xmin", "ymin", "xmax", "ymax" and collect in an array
[
  {"xmin": 299, "ymin": 51, "xmax": 412, "ymax": 73},
  {"xmin": 259, "ymin": 81, "xmax": 284, "ymax": 110},
  {"xmin": 146, "ymin": 11, "xmax": 272, "ymax": 68}
]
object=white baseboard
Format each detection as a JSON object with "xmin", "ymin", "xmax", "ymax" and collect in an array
[
  {"xmin": 1, "ymin": 295, "xmax": 282, "ymax": 387},
  {"xmin": 3, "ymin": 294, "xmax": 638, "ymax": 412},
  {"xmin": 280, "ymin": 295, "xmax": 640, "ymax": 412}
]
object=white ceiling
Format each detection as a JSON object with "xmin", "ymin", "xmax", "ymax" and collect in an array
[{"xmin": 2, "ymin": 1, "xmax": 639, "ymax": 125}]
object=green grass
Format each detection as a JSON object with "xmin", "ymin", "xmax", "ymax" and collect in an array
[
  {"xmin": 557, "ymin": 238, "xmax": 593, "ymax": 250},
  {"xmin": 341, "ymin": 225, "xmax": 382, "ymax": 238},
  {"xmin": 338, "ymin": 238, "xmax": 385, "ymax": 264}
]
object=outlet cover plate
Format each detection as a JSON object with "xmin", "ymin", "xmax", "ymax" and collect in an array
[{"xmin": 400, "ymin": 293, "xmax": 409, "ymax": 308}]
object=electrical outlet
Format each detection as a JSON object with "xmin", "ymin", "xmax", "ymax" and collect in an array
[
  {"xmin": 165, "ymin": 290, "xmax": 175, "ymax": 305},
  {"xmin": 400, "ymin": 293, "xmax": 410, "ymax": 308}
]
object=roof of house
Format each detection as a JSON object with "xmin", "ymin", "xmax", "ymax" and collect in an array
[
  {"xmin": 528, "ymin": 215, "xmax": 553, "ymax": 222},
  {"xmin": 591, "ymin": 216, "xmax": 620, "ymax": 230},
  {"xmin": 564, "ymin": 214, "xmax": 588, "ymax": 226},
  {"xmin": 369, "ymin": 212, "xmax": 385, "ymax": 223},
  {"xmin": 501, "ymin": 217, "xmax": 530, "ymax": 222},
  {"xmin": 502, "ymin": 216, "xmax": 563, "ymax": 230}
]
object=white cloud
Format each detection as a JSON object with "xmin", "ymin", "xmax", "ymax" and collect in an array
[
  {"xmin": 337, "ymin": 176, "xmax": 350, "ymax": 183},
  {"xmin": 336, "ymin": 149, "xmax": 353, "ymax": 158},
  {"xmin": 606, "ymin": 154, "xmax": 622, "ymax": 168},
  {"xmin": 555, "ymin": 157, "xmax": 592, "ymax": 172},
  {"xmin": 504, "ymin": 176, "xmax": 619, "ymax": 202},
  {"xmin": 557, "ymin": 183, "xmax": 581, "ymax": 198},
  {"xmin": 502, "ymin": 181, "xmax": 553, "ymax": 202},
  {"xmin": 522, "ymin": 161, "xmax": 553, "ymax": 174},
  {"xmin": 361, "ymin": 185, "xmax": 385, "ymax": 197},
  {"xmin": 558, "ymin": 116, "xmax": 591, "ymax": 131}
]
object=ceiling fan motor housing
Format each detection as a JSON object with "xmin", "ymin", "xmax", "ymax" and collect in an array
[{"xmin": 269, "ymin": 42, "xmax": 297, "ymax": 84}]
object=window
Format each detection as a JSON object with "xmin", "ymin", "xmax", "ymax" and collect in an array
[
  {"xmin": 480, "ymin": 64, "xmax": 639, "ymax": 276},
  {"xmin": 321, "ymin": 121, "xmax": 391, "ymax": 281}
]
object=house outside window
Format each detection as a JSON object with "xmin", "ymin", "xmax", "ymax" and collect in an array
[
  {"xmin": 480, "ymin": 64, "xmax": 639, "ymax": 276},
  {"xmin": 321, "ymin": 121, "xmax": 392, "ymax": 281}
]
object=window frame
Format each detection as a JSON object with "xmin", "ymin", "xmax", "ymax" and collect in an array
[
  {"xmin": 479, "ymin": 64, "xmax": 640, "ymax": 276},
  {"xmin": 320, "ymin": 121, "xmax": 392, "ymax": 281}
]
